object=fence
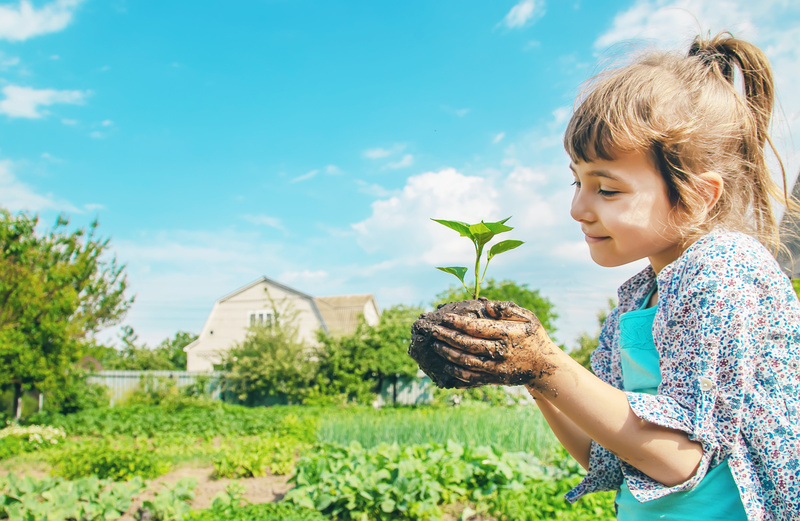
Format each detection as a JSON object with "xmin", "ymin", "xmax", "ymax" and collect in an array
[
  {"xmin": 87, "ymin": 370, "xmax": 434, "ymax": 407},
  {"xmin": 87, "ymin": 370, "xmax": 225, "ymax": 406}
]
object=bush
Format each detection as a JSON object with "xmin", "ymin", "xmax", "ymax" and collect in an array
[
  {"xmin": 51, "ymin": 440, "xmax": 172, "ymax": 480},
  {"xmin": 0, "ymin": 473, "xmax": 145, "ymax": 520},
  {"xmin": 286, "ymin": 441, "xmax": 548, "ymax": 521},
  {"xmin": 213, "ymin": 435, "xmax": 301, "ymax": 478},
  {"xmin": 189, "ymin": 501, "xmax": 326, "ymax": 521},
  {"xmin": 135, "ymin": 477, "xmax": 197, "ymax": 521},
  {"xmin": 0, "ymin": 423, "xmax": 67, "ymax": 460}
]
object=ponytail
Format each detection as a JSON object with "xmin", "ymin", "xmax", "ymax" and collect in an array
[{"xmin": 689, "ymin": 33, "xmax": 796, "ymax": 254}]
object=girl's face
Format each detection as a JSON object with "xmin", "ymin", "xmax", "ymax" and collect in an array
[{"xmin": 569, "ymin": 149, "xmax": 684, "ymax": 274}]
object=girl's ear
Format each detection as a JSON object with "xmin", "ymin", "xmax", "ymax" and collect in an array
[{"xmin": 698, "ymin": 172, "xmax": 724, "ymax": 210}]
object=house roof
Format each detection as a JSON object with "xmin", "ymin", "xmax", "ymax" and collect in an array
[{"xmin": 314, "ymin": 294, "xmax": 378, "ymax": 336}]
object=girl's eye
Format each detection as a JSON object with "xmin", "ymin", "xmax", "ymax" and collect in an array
[
  {"xmin": 598, "ymin": 188, "xmax": 619, "ymax": 197},
  {"xmin": 571, "ymin": 180, "xmax": 580, "ymax": 188}
]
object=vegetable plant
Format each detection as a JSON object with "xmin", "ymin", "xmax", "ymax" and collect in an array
[{"xmin": 432, "ymin": 217, "xmax": 523, "ymax": 299}]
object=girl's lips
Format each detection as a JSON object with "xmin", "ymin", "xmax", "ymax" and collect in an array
[{"xmin": 584, "ymin": 234, "xmax": 610, "ymax": 243}]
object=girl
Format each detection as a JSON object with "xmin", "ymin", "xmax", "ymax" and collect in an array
[{"xmin": 427, "ymin": 33, "xmax": 800, "ymax": 520}]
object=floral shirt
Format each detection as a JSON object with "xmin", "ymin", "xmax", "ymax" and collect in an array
[{"xmin": 565, "ymin": 230, "xmax": 800, "ymax": 521}]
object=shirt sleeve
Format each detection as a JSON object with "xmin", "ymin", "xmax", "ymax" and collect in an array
[{"xmin": 621, "ymin": 241, "xmax": 766, "ymax": 502}]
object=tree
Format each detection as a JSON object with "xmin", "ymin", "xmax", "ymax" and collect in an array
[
  {"xmin": 313, "ymin": 304, "xmax": 424, "ymax": 405},
  {"xmin": 221, "ymin": 290, "xmax": 315, "ymax": 405},
  {"xmin": 433, "ymin": 278, "xmax": 558, "ymax": 335},
  {"xmin": 570, "ymin": 299, "xmax": 615, "ymax": 370},
  {"xmin": 0, "ymin": 209, "xmax": 131, "ymax": 418},
  {"xmin": 100, "ymin": 327, "xmax": 196, "ymax": 370}
]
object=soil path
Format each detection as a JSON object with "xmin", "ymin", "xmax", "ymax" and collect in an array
[{"xmin": 118, "ymin": 463, "xmax": 292, "ymax": 520}]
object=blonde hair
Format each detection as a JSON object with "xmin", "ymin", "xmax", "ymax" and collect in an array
[{"xmin": 564, "ymin": 32, "xmax": 796, "ymax": 254}]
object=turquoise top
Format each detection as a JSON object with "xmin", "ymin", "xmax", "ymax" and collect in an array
[{"xmin": 614, "ymin": 291, "xmax": 746, "ymax": 521}]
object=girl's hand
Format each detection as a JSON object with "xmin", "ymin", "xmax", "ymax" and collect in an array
[{"xmin": 430, "ymin": 300, "xmax": 560, "ymax": 389}]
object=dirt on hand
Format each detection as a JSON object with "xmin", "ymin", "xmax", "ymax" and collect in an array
[{"xmin": 409, "ymin": 299, "xmax": 494, "ymax": 389}]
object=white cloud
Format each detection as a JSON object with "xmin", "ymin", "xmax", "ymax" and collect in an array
[
  {"xmin": 593, "ymin": 0, "xmax": 800, "ymax": 187},
  {"xmin": 385, "ymin": 154, "xmax": 414, "ymax": 170},
  {"xmin": 442, "ymin": 105, "xmax": 470, "ymax": 117},
  {"xmin": 594, "ymin": 0, "xmax": 759, "ymax": 52},
  {"xmin": 0, "ymin": 85, "xmax": 88, "ymax": 119},
  {"xmin": 291, "ymin": 169, "xmax": 319, "ymax": 183},
  {"xmin": 492, "ymin": 132, "xmax": 506, "ymax": 144},
  {"xmin": 101, "ymin": 119, "xmax": 113, "ymax": 126},
  {"xmin": 0, "ymin": 158, "xmax": 78, "ymax": 212},
  {"xmin": 241, "ymin": 213, "xmax": 287, "ymax": 232},
  {"xmin": 500, "ymin": 0, "xmax": 545, "ymax": 29},
  {"xmin": 0, "ymin": 0, "xmax": 84, "ymax": 42},
  {"xmin": 279, "ymin": 269, "xmax": 328, "ymax": 287},
  {"xmin": 363, "ymin": 143, "xmax": 406, "ymax": 159},
  {"xmin": 83, "ymin": 202, "xmax": 105, "ymax": 212}
]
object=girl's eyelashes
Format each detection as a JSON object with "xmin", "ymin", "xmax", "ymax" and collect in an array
[{"xmin": 571, "ymin": 179, "xmax": 619, "ymax": 197}]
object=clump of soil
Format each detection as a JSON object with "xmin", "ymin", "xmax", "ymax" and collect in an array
[{"xmin": 409, "ymin": 299, "xmax": 492, "ymax": 389}]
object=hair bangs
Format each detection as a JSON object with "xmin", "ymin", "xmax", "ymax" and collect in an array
[{"xmin": 564, "ymin": 62, "xmax": 672, "ymax": 165}]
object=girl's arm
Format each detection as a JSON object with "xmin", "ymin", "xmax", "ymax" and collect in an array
[
  {"xmin": 432, "ymin": 307, "xmax": 704, "ymax": 487},
  {"xmin": 525, "ymin": 386, "xmax": 592, "ymax": 470}
]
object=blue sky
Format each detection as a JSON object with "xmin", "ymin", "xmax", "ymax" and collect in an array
[{"xmin": 3, "ymin": 0, "xmax": 800, "ymax": 349}]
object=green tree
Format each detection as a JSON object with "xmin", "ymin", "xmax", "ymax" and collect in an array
[
  {"xmin": 101, "ymin": 327, "xmax": 196, "ymax": 370},
  {"xmin": 570, "ymin": 299, "xmax": 615, "ymax": 371},
  {"xmin": 0, "ymin": 209, "xmax": 131, "ymax": 418},
  {"xmin": 433, "ymin": 278, "xmax": 558, "ymax": 335},
  {"xmin": 313, "ymin": 304, "xmax": 424, "ymax": 405},
  {"xmin": 221, "ymin": 291, "xmax": 315, "ymax": 405}
]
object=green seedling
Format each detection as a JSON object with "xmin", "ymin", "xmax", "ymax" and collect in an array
[{"xmin": 432, "ymin": 217, "xmax": 524, "ymax": 300}]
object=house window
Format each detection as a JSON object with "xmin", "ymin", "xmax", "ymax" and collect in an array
[{"xmin": 248, "ymin": 310, "xmax": 273, "ymax": 327}]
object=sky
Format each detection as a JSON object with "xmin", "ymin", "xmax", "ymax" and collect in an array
[{"xmin": 2, "ymin": 0, "xmax": 800, "ymax": 350}]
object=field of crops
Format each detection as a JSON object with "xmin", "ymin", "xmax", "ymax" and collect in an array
[{"xmin": 0, "ymin": 401, "xmax": 615, "ymax": 521}]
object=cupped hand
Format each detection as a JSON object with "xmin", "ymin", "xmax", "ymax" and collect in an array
[{"xmin": 431, "ymin": 300, "xmax": 559, "ymax": 388}]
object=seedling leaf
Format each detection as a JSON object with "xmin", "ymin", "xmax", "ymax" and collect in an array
[
  {"xmin": 435, "ymin": 266, "xmax": 468, "ymax": 282},
  {"xmin": 482, "ymin": 221, "xmax": 513, "ymax": 234},
  {"xmin": 488, "ymin": 240, "xmax": 524, "ymax": 261},
  {"xmin": 431, "ymin": 219, "xmax": 472, "ymax": 238},
  {"xmin": 468, "ymin": 222, "xmax": 495, "ymax": 247}
]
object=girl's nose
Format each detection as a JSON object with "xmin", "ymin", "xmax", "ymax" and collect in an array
[{"xmin": 570, "ymin": 189, "xmax": 594, "ymax": 223}]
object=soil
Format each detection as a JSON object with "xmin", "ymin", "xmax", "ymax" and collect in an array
[
  {"xmin": 409, "ymin": 299, "xmax": 494, "ymax": 388},
  {"xmin": 409, "ymin": 298, "xmax": 557, "ymax": 391},
  {"xmin": 118, "ymin": 463, "xmax": 293, "ymax": 520}
]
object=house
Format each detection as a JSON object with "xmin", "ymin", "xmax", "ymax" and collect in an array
[{"xmin": 184, "ymin": 276, "xmax": 380, "ymax": 372}]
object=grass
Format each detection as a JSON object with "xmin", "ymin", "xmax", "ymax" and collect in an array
[{"xmin": 317, "ymin": 404, "xmax": 559, "ymax": 461}]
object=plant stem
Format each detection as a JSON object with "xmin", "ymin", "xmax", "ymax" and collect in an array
[{"xmin": 473, "ymin": 242, "xmax": 482, "ymax": 300}]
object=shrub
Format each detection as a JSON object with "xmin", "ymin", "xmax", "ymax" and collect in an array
[
  {"xmin": 0, "ymin": 473, "xmax": 145, "ymax": 520},
  {"xmin": 212, "ymin": 435, "xmax": 301, "ymax": 478},
  {"xmin": 51, "ymin": 440, "xmax": 172, "ymax": 480},
  {"xmin": 135, "ymin": 477, "xmax": 197, "ymax": 521},
  {"xmin": 0, "ymin": 423, "xmax": 67, "ymax": 459},
  {"xmin": 286, "ymin": 441, "xmax": 548, "ymax": 521},
  {"xmin": 189, "ymin": 501, "xmax": 326, "ymax": 521}
]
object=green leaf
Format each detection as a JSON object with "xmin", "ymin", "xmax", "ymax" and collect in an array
[
  {"xmin": 431, "ymin": 219, "xmax": 472, "ymax": 238},
  {"xmin": 435, "ymin": 266, "xmax": 468, "ymax": 283},
  {"xmin": 468, "ymin": 222, "xmax": 494, "ymax": 248},
  {"xmin": 487, "ymin": 240, "xmax": 524, "ymax": 261}
]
